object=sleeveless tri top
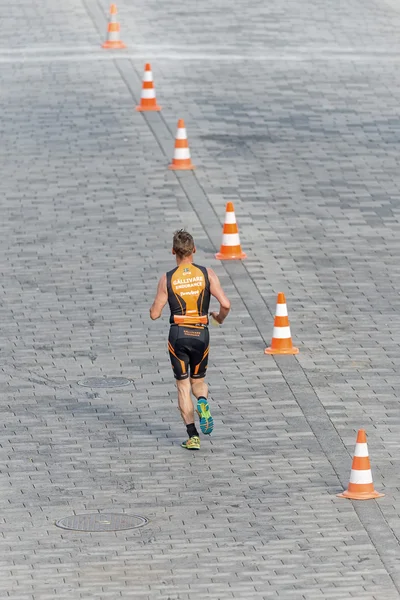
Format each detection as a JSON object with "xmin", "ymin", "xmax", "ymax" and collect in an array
[{"xmin": 166, "ymin": 263, "xmax": 210, "ymax": 326}]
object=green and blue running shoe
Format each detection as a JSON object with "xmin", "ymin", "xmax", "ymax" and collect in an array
[
  {"xmin": 196, "ymin": 397, "xmax": 214, "ymax": 435},
  {"xmin": 181, "ymin": 436, "xmax": 200, "ymax": 450}
]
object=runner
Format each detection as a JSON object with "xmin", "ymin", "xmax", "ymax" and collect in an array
[{"xmin": 150, "ymin": 230, "xmax": 231, "ymax": 450}]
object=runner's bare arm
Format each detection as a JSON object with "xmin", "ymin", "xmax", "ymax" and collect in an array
[
  {"xmin": 150, "ymin": 274, "xmax": 168, "ymax": 320},
  {"xmin": 207, "ymin": 268, "xmax": 231, "ymax": 325}
]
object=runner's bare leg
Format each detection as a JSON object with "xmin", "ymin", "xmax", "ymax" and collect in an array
[
  {"xmin": 176, "ymin": 378, "xmax": 195, "ymax": 424},
  {"xmin": 190, "ymin": 377, "xmax": 208, "ymax": 400}
]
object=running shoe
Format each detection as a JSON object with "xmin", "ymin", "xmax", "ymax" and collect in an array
[
  {"xmin": 196, "ymin": 398, "xmax": 214, "ymax": 435},
  {"xmin": 181, "ymin": 435, "xmax": 200, "ymax": 450}
]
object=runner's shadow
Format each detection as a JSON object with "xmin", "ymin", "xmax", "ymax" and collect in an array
[{"xmin": 51, "ymin": 390, "xmax": 183, "ymax": 448}]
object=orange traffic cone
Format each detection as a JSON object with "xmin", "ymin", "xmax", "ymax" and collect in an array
[
  {"xmin": 136, "ymin": 64, "xmax": 161, "ymax": 112},
  {"xmin": 215, "ymin": 202, "xmax": 247, "ymax": 260},
  {"xmin": 102, "ymin": 4, "xmax": 126, "ymax": 49},
  {"xmin": 338, "ymin": 430, "xmax": 384, "ymax": 500},
  {"xmin": 168, "ymin": 120, "xmax": 195, "ymax": 170},
  {"xmin": 265, "ymin": 293, "xmax": 298, "ymax": 355}
]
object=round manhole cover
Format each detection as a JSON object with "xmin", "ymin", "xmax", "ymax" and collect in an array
[
  {"xmin": 77, "ymin": 377, "xmax": 133, "ymax": 388},
  {"xmin": 55, "ymin": 513, "xmax": 148, "ymax": 532}
]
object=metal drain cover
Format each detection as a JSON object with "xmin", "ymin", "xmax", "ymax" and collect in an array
[
  {"xmin": 55, "ymin": 513, "xmax": 148, "ymax": 532},
  {"xmin": 77, "ymin": 377, "xmax": 133, "ymax": 388}
]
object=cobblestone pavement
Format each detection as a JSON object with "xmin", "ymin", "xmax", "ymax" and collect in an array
[{"xmin": 1, "ymin": 0, "xmax": 400, "ymax": 598}]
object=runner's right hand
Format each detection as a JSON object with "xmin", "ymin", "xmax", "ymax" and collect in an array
[{"xmin": 210, "ymin": 311, "xmax": 223, "ymax": 325}]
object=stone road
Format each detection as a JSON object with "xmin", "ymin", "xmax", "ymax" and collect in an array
[{"xmin": 1, "ymin": 0, "xmax": 400, "ymax": 598}]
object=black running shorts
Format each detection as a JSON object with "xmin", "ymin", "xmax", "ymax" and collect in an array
[{"xmin": 168, "ymin": 325, "xmax": 210, "ymax": 381}]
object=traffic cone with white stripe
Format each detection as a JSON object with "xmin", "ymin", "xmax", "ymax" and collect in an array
[
  {"xmin": 136, "ymin": 63, "xmax": 161, "ymax": 112},
  {"xmin": 102, "ymin": 4, "xmax": 126, "ymax": 49},
  {"xmin": 168, "ymin": 119, "xmax": 195, "ymax": 170},
  {"xmin": 338, "ymin": 430, "xmax": 384, "ymax": 500},
  {"xmin": 265, "ymin": 293, "xmax": 298, "ymax": 355},
  {"xmin": 215, "ymin": 202, "xmax": 247, "ymax": 260}
]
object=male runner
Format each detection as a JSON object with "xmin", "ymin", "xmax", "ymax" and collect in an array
[{"xmin": 150, "ymin": 230, "xmax": 231, "ymax": 450}]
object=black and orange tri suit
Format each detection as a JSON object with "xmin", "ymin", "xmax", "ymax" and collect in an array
[{"xmin": 167, "ymin": 263, "xmax": 211, "ymax": 380}]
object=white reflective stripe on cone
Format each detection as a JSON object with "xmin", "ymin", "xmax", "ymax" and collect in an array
[
  {"xmin": 110, "ymin": 15, "xmax": 117, "ymax": 22},
  {"xmin": 275, "ymin": 304, "xmax": 288, "ymax": 317},
  {"xmin": 176, "ymin": 128, "xmax": 187, "ymax": 140},
  {"xmin": 173, "ymin": 148, "xmax": 191, "ymax": 160},
  {"xmin": 108, "ymin": 31, "xmax": 120, "ymax": 41},
  {"xmin": 224, "ymin": 212, "xmax": 237, "ymax": 224},
  {"xmin": 221, "ymin": 233, "xmax": 240, "ymax": 246},
  {"xmin": 143, "ymin": 72, "xmax": 153, "ymax": 82},
  {"xmin": 354, "ymin": 443, "xmax": 369, "ymax": 457},
  {"xmin": 349, "ymin": 469, "xmax": 373, "ymax": 484},
  {"xmin": 141, "ymin": 88, "xmax": 156, "ymax": 99},
  {"xmin": 272, "ymin": 326, "xmax": 292, "ymax": 339}
]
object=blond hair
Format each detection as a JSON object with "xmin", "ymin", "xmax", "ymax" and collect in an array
[{"xmin": 173, "ymin": 230, "xmax": 195, "ymax": 258}]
